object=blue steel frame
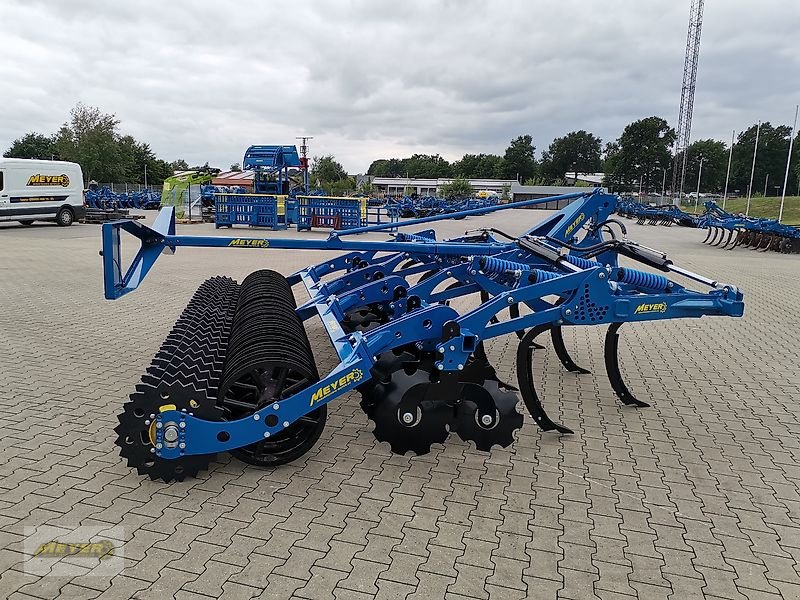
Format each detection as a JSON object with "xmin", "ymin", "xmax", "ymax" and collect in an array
[{"xmin": 102, "ymin": 189, "xmax": 744, "ymax": 459}]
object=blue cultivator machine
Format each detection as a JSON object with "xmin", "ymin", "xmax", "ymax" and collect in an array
[
  {"xmin": 391, "ymin": 195, "xmax": 500, "ymax": 218},
  {"xmin": 85, "ymin": 186, "xmax": 162, "ymax": 210},
  {"xmin": 698, "ymin": 201, "xmax": 800, "ymax": 253},
  {"xmin": 102, "ymin": 189, "xmax": 744, "ymax": 482},
  {"xmin": 616, "ymin": 198, "xmax": 699, "ymax": 227}
]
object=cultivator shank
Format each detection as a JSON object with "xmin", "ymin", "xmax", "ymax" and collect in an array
[
  {"xmin": 697, "ymin": 201, "xmax": 800, "ymax": 253},
  {"xmin": 103, "ymin": 190, "xmax": 744, "ymax": 481}
]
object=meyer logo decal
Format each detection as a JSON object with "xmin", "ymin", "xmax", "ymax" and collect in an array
[
  {"xmin": 228, "ymin": 239, "xmax": 270, "ymax": 248},
  {"xmin": 27, "ymin": 174, "xmax": 70, "ymax": 187},
  {"xmin": 564, "ymin": 212, "xmax": 585, "ymax": 236},
  {"xmin": 310, "ymin": 368, "xmax": 363, "ymax": 406},
  {"xmin": 633, "ymin": 302, "xmax": 667, "ymax": 315}
]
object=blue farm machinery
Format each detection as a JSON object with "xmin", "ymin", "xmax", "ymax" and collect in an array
[
  {"xmin": 697, "ymin": 201, "xmax": 800, "ymax": 253},
  {"xmin": 102, "ymin": 189, "xmax": 744, "ymax": 482},
  {"xmin": 616, "ymin": 198, "xmax": 699, "ymax": 228}
]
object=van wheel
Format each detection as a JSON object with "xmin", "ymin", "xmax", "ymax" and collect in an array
[
  {"xmin": 18, "ymin": 220, "xmax": 34, "ymax": 226},
  {"xmin": 56, "ymin": 208, "xmax": 74, "ymax": 227}
]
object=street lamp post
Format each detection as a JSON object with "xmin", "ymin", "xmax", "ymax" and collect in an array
[
  {"xmin": 694, "ymin": 157, "xmax": 705, "ymax": 211},
  {"xmin": 661, "ymin": 168, "xmax": 667, "ymax": 200},
  {"xmin": 144, "ymin": 163, "xmax": 148, "ymax": 190}
]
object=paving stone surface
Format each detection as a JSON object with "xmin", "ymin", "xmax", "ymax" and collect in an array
[{"xmin": 1, "ymin": 208, "xmax": 799, "ymax": 599}]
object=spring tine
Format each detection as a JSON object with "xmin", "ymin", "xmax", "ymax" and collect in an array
[
  {"xmin": 516, "ymin": 325, "xmax": 573, "ymax": 434},
  {"xmin": 712, "ymin": 228, "xmax": 727, "ymax": 246},
  {"xmin": 721, "ymin": 229, "xmax": 734, "ymax": 248},
  {"xmin": 603, "ymin": 323, "xmax": 650, "ymax": 408},
  {"xmin": 702, "ymin": 227, "xmax": 713, "ymax": 243},
  {"xmin": 550, "ymin": 326, "xmax": 591, "ymax": 374},
  {"xmin": 508, "ymin": 302, "xmax": 525, "ymax": 340}
]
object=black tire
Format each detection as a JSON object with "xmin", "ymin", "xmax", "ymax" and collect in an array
[
  {"xmin": 18, "ymin": 220, "xmax": 34, "ymax": 226},
  {"xmin": 56, "ymin": 207, "xmax": 74, "ymax": 227}
]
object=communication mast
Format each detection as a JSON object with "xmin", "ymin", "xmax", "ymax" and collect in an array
[
  {"xmin": 296, "ymin": 136, "xmax": 313, "ymax": 193},
  {"xmin": 671, "ymin": 0, "xmax": 705, "ymax": 202}
]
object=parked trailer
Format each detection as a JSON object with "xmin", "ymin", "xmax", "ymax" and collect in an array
[{"xmin": 102, "ymin": 189, "xmax": 744, "ymax": 482}]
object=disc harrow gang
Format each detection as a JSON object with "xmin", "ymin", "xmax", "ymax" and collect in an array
[{"xmin": 104, "ymin": 189, "xmax": 745, "ymax": 482}]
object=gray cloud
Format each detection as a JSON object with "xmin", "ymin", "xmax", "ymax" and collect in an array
[{"xmin": 1, "ymin": 0, "xmax": 798, "ymax": 172}]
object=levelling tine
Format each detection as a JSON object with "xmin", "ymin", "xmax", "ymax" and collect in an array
[
  {"xmin": 550, "ymin": 326, "xmax": 591, "ymax": 374},
  {"xmin": 515, "ymin": 325, "xmax": 573, "ymax": 434},
  {"xmin": 603, "ymin": 322, "xmax": 650, "ymax": 408}
]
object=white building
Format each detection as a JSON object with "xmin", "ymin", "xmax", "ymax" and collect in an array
[
  {"xmin": 370, "ymin": 177, "xmax": 604, "ymax": 204},
  {"xmin": 371, "ymin": 177, "xmax": 517, "ymax": 197}
]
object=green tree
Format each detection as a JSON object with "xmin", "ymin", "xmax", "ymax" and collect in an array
[
  {"xmin": 500, "ymin": 183, "xmax": 511, "ymax": 201},
  {"xmin": 452, "ymin": 153, "xmax": 505, "ymax": 178},
  {"xmin": 171, "ymin": 159, "xmax": 190, "ymax": 171},
  {"xmin": 367, "ymin": 154, "xmax": 452, "ymax": 178},
  {"xmin": 502, "ymin": 135, "xmax": 536, "ymax": 181},
  {"xmin": 439, "ymin": 177, "xmax": 473, "ymax": 199},
  {"xmin": 367, "ymin": 158, "xmax": 403, "ymax": 177},
  {"xmin": 54, "ymin": 103, "xmax": 128, "ymax": 183},
  {"xmin": 403, "ymin": 154, "xmax": 452, "ymax": 178},
  {"xmin": 729, "ymin": 123, "xmax": 796, "ymax": 196},
  {"xmin": 678, "ymin": 139, "xmax": 728, "ymax": 193},
  {"xmin": 603, "ymin": 117, "xmax": 675, "ymax": 192},
  {"xmin": 540, "ymin": 130, "xmax": 602, "ymax": 182},
  {"xmin": 310, "ymin": 154, "xmax": 348, "ymax": 184},
  {"xmin": 327, "ymin": 177, "xmax": 355, "ymax": 196},
  {"xmin": 3, "ymin": 132, "xmax": 57, "ymax": 159},
  {"xmin": 116, "ymin": 135, "xmax": 171, "ymax": 186},
  {"xmin": 230, "ymin": 162, "xmax": 241, "ymax": 172},
  {"xmin": 357, "ymin": 180, "xmax": 373, "ymax": 195},
  {"xmin": 522, "ymin": 176, "xmax": 549, "ymax": 186}
]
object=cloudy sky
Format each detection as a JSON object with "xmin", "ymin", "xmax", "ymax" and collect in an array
[{"xmin": 1, "ymin": 0, "xmax": 798, "ymax": 172}]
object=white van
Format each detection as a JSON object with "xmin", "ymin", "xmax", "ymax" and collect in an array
[{"xmin": 0, "ymin": 158, "xmax": 86, "ymax": 226}]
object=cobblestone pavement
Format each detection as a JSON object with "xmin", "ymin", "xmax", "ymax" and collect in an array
[{"xmin": 1, "ymin": 209, "xmax": 799, "ymax": 600}]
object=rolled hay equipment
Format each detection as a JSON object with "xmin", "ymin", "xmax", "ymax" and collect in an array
[{"xmin": 102, "ymin": 189, "xmax": 744, "ymax": 482}]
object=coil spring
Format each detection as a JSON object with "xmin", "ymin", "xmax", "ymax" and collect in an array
[
  {"xmin": 616, "ymin": 267, "xmax": 669, "ymax": 291},
  {"xmin": 479, "ymin": 256, "xmax": 531, "ymax": 275},
  {"xmin": 395, "ymin": 232, "xmax": 431, "ymax": 243},
  {"xmin": 564, "ymin": 254, "xmax": 597, "ymax": 269},
  {"xmin": 528, "ymin": 269, "xmax": 561, "ymax": 283}
]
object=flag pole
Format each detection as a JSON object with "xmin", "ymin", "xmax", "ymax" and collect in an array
[
  {"xmin": 746, "ymin": 121, "xmax": 761, "ymax": 216},
  {"xmin": 722, "ymin": 130, "xmax": 734, "ymax": 211},
  {"xmin": 779, "ymin": 105, "xmax": 798, "ymax": 223}
]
